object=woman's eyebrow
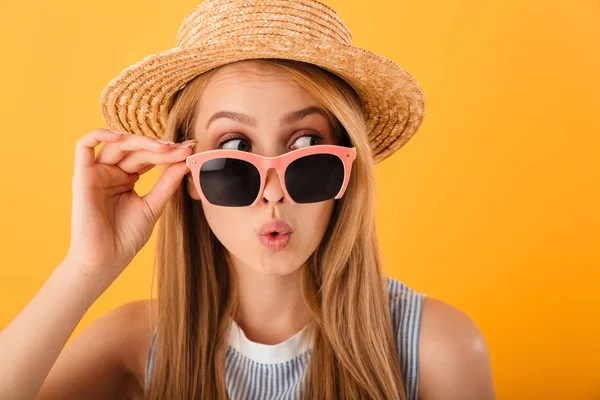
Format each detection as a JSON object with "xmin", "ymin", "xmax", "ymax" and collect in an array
[
  {"xmin": 280, "ymin": 105, "xmax": 328, "ymax": 125},
  {"xmin": 205, "ymin": 105, "xmax": 328, "ymax": 130}
]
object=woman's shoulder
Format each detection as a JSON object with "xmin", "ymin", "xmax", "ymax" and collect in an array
[
  {"xmin": 110, "ymin": 299, "xmax": 157, "ymax": 394},
  {"xmin": 383, "ymin": 277, "xmax": 494, "ymax": 399},
  {"xmin": 405, "ymin": 286, "xmax": 495, "ymax": 399}
]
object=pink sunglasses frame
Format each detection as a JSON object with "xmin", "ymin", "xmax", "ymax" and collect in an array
[{"xmin": 185, "ymin": 144, "xmax": 357, "ymax": 206}]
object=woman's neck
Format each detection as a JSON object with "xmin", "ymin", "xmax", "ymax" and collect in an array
[{"xmin": 233, "ymin": 264, "xmax": 311, "ymax": 345}]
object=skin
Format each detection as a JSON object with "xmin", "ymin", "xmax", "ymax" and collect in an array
[{"xmin": 186, "ymin": 61, "xmax": 337, "ymax": 344}]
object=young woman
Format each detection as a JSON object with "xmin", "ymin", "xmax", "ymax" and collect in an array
[{"xmin": 0, "ymin": 1, "xmax": 495, "ymax": 399}]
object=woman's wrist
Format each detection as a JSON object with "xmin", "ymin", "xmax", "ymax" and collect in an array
[{"xmin": 57, "ymin": 257, "xmax": 116, "ymax": 303}]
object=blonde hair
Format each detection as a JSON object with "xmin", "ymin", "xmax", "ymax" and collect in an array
[{"xmin": 145, "ymin": 59, "xmax": 407, "ymax": 399}]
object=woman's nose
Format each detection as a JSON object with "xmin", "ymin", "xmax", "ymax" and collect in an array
[{"xmin": 261, "ymin": 167, "xmax": 285, "ymax": 204}]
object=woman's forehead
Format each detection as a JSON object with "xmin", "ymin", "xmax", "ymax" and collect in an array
[
  {"xmin": 204, "ymin": 65, "xmax": 305, "ymax": 98},
  {"xmin": 206, "ymin": 61, "xmax": 295, "ymax": 85},
  {"xmin": 196, "ymin": 67, "xmax": 318, "ymax": 121}
]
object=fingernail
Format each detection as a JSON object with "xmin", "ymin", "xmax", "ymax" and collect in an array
[
  {"xmin": 111, "ymin": 129, "xmax": 128, "ymax": 135},
  {"xmin": 174, "ymin": 141, "xmax": 197, "ymax": 148},
  {"xmin": 157, "ymin": 138, "xmax": 175, "ymax": 144},
  {"xmin": 173, "ymin": 139, "xmax": 198, "ymax": 147}
]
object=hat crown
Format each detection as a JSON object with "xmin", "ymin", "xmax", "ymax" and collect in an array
[{"xmin": 176, "ymin": 0, "xmax": 353, "ymax": 48}]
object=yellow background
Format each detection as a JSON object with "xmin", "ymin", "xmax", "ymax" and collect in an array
[{"xmin": 0, "ymin": 0, "xmax": 598, "ymax": 398}]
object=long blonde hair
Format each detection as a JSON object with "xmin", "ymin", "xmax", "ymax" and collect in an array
[{"xmin": 145, "ymin": 59, "xmax": 407, "ymax": 399}]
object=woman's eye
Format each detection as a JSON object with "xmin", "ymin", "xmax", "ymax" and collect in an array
[
  {"xmin": 292, "ymin": 134, "xmax": 322, "ymax": 149},
  {"xmin": 219, "ymin": 137, "xmax": 251, "ymax": 151}
]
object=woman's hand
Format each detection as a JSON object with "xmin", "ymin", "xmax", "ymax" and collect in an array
[{"xmin": 64, "ymin": 128, "xmax": 197, "ymax": 281}]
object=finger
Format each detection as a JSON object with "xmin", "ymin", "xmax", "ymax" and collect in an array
[
  {"xmin": 106, "ymin": 176, "xmax": 139, "ymax": 197},
  {"xmin": 109, "ymin": 170, "xmax": 140, "ymax": 188},
  {"xmin": 115, "ymin": 145, "xmax": 194, "ymax": 174},
  {"xmin": 95, "ymin": 133, "xmax": 173, "ymax": 165},
  {"xmin": 140, "ymin": 161, "xmax": 190, "ymax": 223},
  {"xmin": 74, "ymin": 129, "xmax": 124, "ymax": 173},
  {"xmin": 137, "ymin": 164, "xmax": 154, "ymax": 175},
  {"xmin": 72, "ymin": 163, "xmax": 137, "ymax": 192}
]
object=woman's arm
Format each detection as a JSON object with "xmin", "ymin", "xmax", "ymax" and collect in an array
[
  {"xmin": 418, "ymin": 297, "xmax": 496, "ymax": 400},
  {"xmin": 36, "ymin": 299, "xmax": 152, "ymax": 400},
  {"xmin": 0, "ymin": 259, "xmax": 114, "ymax": 400},
  {"xmin": 0, "ymin": 128, "xmax": 190, "ymax": 399}
]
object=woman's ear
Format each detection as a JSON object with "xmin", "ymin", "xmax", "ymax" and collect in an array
[{"xmin": 185, "ymin": 173, "xmax": 202, "ymax": 200}]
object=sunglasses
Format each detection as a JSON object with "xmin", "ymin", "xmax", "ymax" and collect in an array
[{"xmin": 185, "ymin": 144, "xmax": 357, "ymax": 207}]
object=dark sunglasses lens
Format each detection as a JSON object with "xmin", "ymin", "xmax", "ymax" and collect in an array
[
  {"xmin": 199, "ymin": 158, "xmax": 260, "ymax": 206},
  {"xmin": 285, "ymin": 154, "xmax": 344, "ymax": 203}
]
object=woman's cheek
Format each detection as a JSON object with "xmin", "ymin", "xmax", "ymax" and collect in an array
[{"xmin": 202, "ymin": 203, "xmax": 247, "ymax": 248}]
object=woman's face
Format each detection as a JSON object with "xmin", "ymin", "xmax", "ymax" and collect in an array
[{"xmin": 186, "ymin": 61, "xmax": 338, "ymax": 277}]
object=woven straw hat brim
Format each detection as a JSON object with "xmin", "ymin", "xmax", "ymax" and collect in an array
[{"xmin": 100, "ymin": 35, "xmax": 425, "ymax": 164}]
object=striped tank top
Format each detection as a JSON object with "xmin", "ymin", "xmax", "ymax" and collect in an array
[{"xmin": 145, "ymin": 276, "xmax": 426, "ymax": 399}]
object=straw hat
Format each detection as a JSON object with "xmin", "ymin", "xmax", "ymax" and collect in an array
[{"xmin": 99, "ymin": 0, "xmax": 426, "ymax": 163}]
